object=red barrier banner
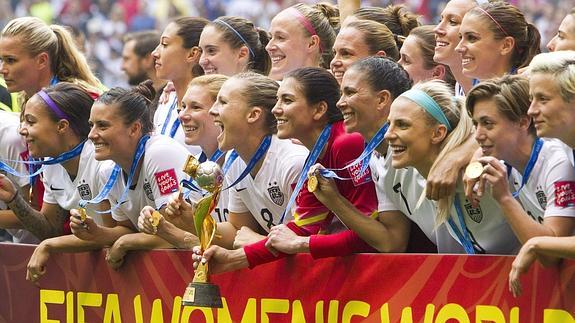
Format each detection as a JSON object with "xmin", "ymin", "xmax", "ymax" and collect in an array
[{"xmin": 1, "ymin": 242, "xmax": 574, "ymax": 323}]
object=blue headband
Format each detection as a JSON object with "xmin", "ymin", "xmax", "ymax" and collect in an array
[
  {"xmin": 400, "ymin": 89, "xmax": 453, "ymax": 131},
  {"xmin": 213, "ymin": 19, "xmax": 255, "ymax": 58}
]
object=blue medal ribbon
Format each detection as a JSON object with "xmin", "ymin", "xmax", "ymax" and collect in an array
[
  {"xmin": 78, "ymin": 164, "xmax": 121, "ymax": 209},
  {"xmin": 449, "ymin": 195, "xmax": 476, "ymax": 254},
  {"xmin": 114, "ymin": 135, "xmax": 151, "ymax": 206},
  {"xmin": 319, "ymin": 123, "xmax": 389, "ymax": 180},
  {"xmin": 93, "ymin": 135, "xmax": 150, "ymax": 213},
  {"xmin": 222, "ymin": 135, "xmax": 272, "ymax": 190},
  {"xmin": 0, "ymin": 159, "xmax": 45, "ymax": 179},
  {"xmin": 160, "ymin": 98, "xmax": 179, "ymax": 138},
  {"xmin": 508, "ymin": 138, "xmax": 544, "ymax": 198},
  {"xmin": 279, "ymin": 125, "xmax": 332, "ymax": 223},
  {"xmin": 0, "ymin": 140, "xmax": 86, "ymax": 178}
]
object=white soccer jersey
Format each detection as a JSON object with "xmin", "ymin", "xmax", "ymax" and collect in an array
[
  {"xmin": 374, "ymin": 152, "xmax": 462, "ymax": 253},
  {"xmin": 105, "ymin": 135, "xmax": 190, "ymax": 227},
  {"xmin": 0, "ymin": 111, "xmax": 28, "ymax": 188},
  {"xmin": 509, "ymin": 139, "xmax": 575, "ymax": 223},
  {"xmin": 447, "ymin": 185, "xmax": 519, "ymax": 254},
  {"xmin": 42, "ymin": 141, "xmax": 108, "ymax": 225},
  {"xmin": 153, "ymin": 92, "xmax": 201, "ymax": 155},
  {"xmin": 227, "ymin": 136, "xmax": 308, "ymax": 232},
  {"xmin": 376, "ymin": 149, "xmax": 519, "ymax": 254},
  {"xmin": 0, "ymin": 112, "xmax": 40, "ymax": 244}
]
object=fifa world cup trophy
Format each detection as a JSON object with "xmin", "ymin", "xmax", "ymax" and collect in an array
[{"xmin": 181, "ymin": 155, "xmax": 224, "ymax": 307}]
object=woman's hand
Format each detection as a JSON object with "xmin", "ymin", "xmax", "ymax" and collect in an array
[
  {"xmin": 509, "ymin": 237, "xmax": 541, "ymax": 297},
  {"xmin": 0, "ymin": 174, "xmax": 18, "ymax": 203},
  {"xmin": 26, "ymin": 242, "xmax": 51, "ymax": 284},
  {"xmin": 265, "ymin": 224, "xmax": 309, "ymax": 254}
]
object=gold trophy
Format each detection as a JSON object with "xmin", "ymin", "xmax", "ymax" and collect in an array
[{"xmin": 181, "ymin": 155, "xmax": 224, "ymax": 308}]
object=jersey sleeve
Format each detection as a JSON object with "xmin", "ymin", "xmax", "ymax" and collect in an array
[
  {"xmin": 226, "ymin": 159, "xmax": 249, "ymax": 214},
  {"xmin": 41, "ymin": 173, "xmax": 58, "ymax": 205},
  {"xmin": 144, "ymin": 140, "xmax": 190, "ymax": 209},
  {"xmin": 542, "ymin": 149, "xmax": 575, "ymax": 217}
]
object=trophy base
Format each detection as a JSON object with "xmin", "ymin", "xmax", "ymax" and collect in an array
[{"xmin": 182, "ymin": 282, "xmax": 223, "ymax": 308}]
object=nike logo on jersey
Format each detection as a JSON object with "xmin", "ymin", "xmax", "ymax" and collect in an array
[
  {"xmin": 236, "ymin": 187, "xmax": 247, "ymax": 192},
  {"xmin": 50, "ymin": 185, "xmax": 64, "ymax": 191}
]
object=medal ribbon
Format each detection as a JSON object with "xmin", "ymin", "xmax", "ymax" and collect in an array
[
  {"xmin": 319, "ymin": 123, "xmax": 388, "ymax": 180},
  {"xmin": 160, "ymin": 98, "xmax": 180, "ymax": 138},
  {"xmin": 509, "ymin": 138, "xmax": 543, "ymax": 198},
  {"xmin": 448, "ymin": 195, "xmax": 476, "ymax": 254},
  {"xmin": 222, "ymin": 135, "xmax": 271, "ymax": 190},
  {"xmin": 93, "ymin": 135, "xmax": 150, "ymax": 213},
  {"xmin": 0, "ymin": 140, "xmax": 86, "ymax": 178},
  {"xmin": 279, "ymin": 124, "xmax": 332, "ymax": 224}
]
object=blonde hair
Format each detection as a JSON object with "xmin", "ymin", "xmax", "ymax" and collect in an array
[
  {"xmin": 529, "ymin": 51, "xmax": 575, "ymax": 103},
  {"xmin": 409, "ymin": 80, "xmax": 474, "ymax": 226},
  {"xmin": 189, "ymin": 74, "xmax": 229, "ymax": 102},
  {"xmin": 289, "ymin": 3, "xmax": 340, "ymax": 69},
  {"xmin": 2, "ymin": 17, "xmax": 103, "ymax": 94}
]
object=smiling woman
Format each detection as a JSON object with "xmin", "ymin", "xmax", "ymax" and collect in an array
[
  {"xmin": 466, "ymin": 75, "xmax": 575, "ymax": 250},
  {"xmin": 384, "ymin": 80, "xmax": 518, "ymax": 254},
  {"xmin": 199, "ymin": 16, "xmax": 271, "ymax": 76},
  {"xmin": 76, "ymin": 80, "xmax": 192, "ymax": 269},
  {"xmin": 266, "ymin": 3, "xmax": 339, "ymax": 80},
  {"xmin": 0, "ymin": 83, "xmax": 100, "ymax": 240},
  {"xmin": 192, "ymin": 67, "xmax": 378, "ymax": 273},
  {"xmin": 455, "ymin": 1, "xmax": 541, "ymax": 81},
  {"xmin": 330, "ymin": 19, "xmax": 399, "ymax": 84}
]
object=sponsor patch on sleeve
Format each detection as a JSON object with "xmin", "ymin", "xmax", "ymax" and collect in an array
[
  {"xmin": 154, "ymin": 169, "xmax": 179, "ymax": 195},
  {"xmin": 346, "ymin": 161, "xmax": 372, "ymax": 187},
  {"xmin": 554, "ymin": 181, "xmax": 575, "ymax": 207}
]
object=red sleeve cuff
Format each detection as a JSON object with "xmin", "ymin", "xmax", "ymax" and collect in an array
[
  {"xmin": 244, "ymin": 238, "xmax": 287, "ymax": 268},
  {"xmin": 309, "ymin": 230, "xmax": 376, "ymax": 259}
]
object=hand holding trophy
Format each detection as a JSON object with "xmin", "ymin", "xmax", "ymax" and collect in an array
[{"xmin": 181, "ymin": 155, "xmax": 224, "ymax": 307}]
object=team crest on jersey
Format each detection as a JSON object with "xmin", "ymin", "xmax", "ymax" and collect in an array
[
  {"xmin": 464, "ymin": 200, "xmax": 483, "ymax": 223},
  {"xmin": 267, "ymin": 182, "xmax": 284, "ymax": 206},
  {"xmin": 536, "ymin": 190, "xmax": 547, "ymax": 209},
  {"xmin": 143, "ymin": 180, "xmax": 154, "ymax": 201},
  {"xmin": 77, "ymin": 181, "xmax": 92, "ymax": 200}
]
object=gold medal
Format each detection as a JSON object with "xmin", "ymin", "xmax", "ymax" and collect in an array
[
  {"xmin": 78, "ymin": 208, "xmax": 87, "ymax": 222},
  {"xmin": 307, "ymin": 175, "xmax": 318, "ymax": 192},
  {"xmin": 465, "ymin": 161, "xmax": 484, "ymax": 179},
  {"xmin": 151, "ymin": 211, "xmax": 162, "ymax": 227}
]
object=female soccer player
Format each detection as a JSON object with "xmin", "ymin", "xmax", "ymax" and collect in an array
[
  {"xmin": 199, "ymin": 16, "xmax": 271, "ymax": 76},
  {"xmin": 509, "ymin": 50, "xmax": 575, "ymax": 296},
  {"xmin": 151, "ymin": 17, "xmax": 207, "ymax": 154},
  {"xmin": 398, "ymin": 25, "xmax": 455, "ymax": 86},
  {"xmin": 455, "ymin": 2, "xmax": 540, "ymax": 82},
  {"xmin": 330, "ymin": 19, "xmax": 399, "ymax": 84},
  {"xmin": 266, "ymin": 3, "xmax": 339, "ymax": 80}
]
